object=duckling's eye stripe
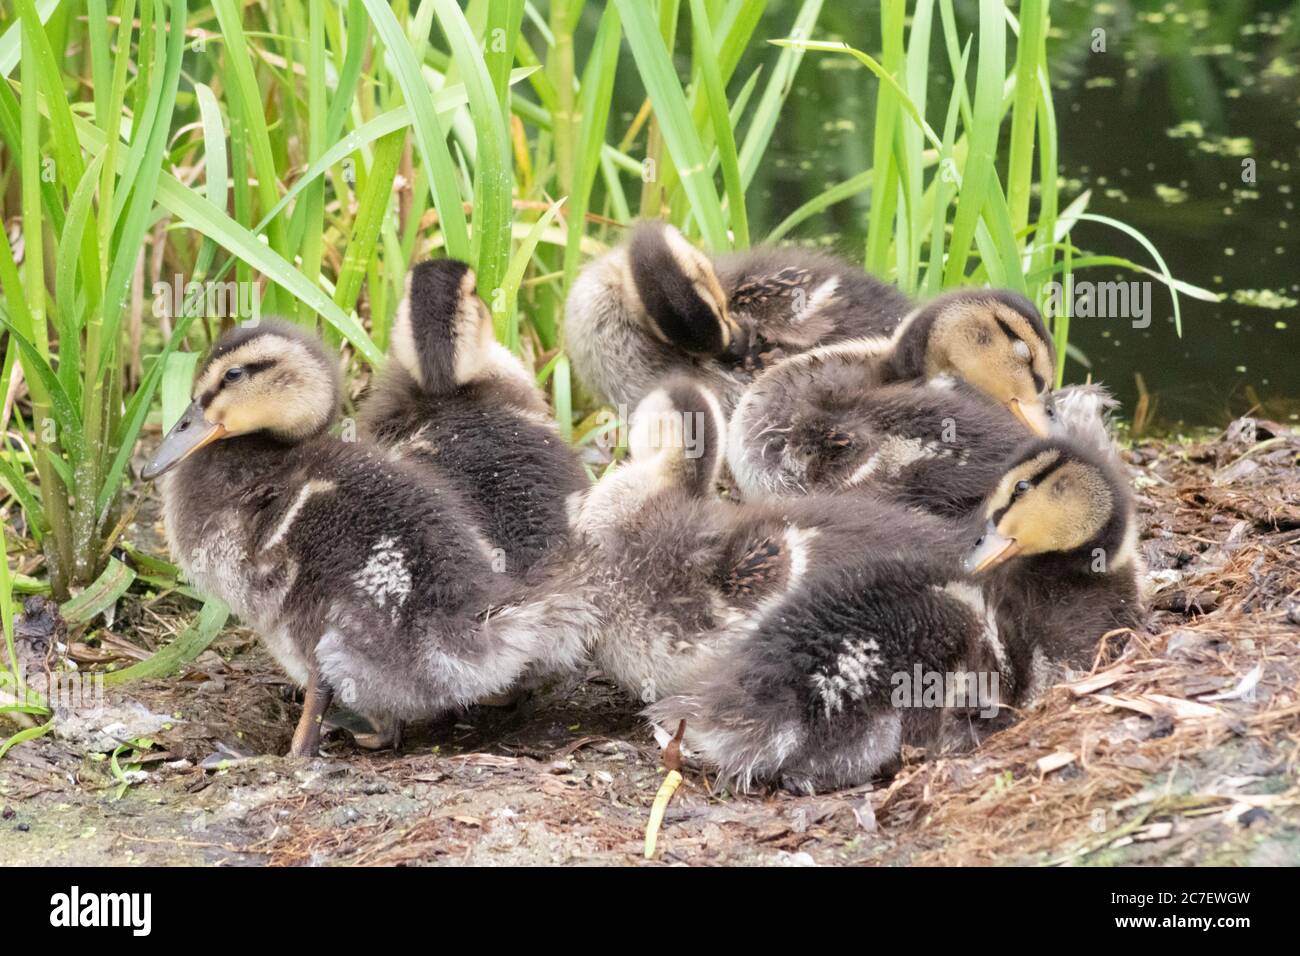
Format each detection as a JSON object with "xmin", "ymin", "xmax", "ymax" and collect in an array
[
  {"xmin": 1030, "ymin": 369, "xmax": 1045, "ymax": 394},
  {"xmin": 215, "ymin": 359, "xmax": 274, "ymax": 391},
  {"xmin": 1026, "ymin": 457, "xmax": 1067, "ymax": 487},
  {"xmin": 993, "ymin": 316, "xmax": 1022, "ymax": 344},
  {"xmin": 199, "ymin": 358, "xmax": 279, "ymax": 405}
]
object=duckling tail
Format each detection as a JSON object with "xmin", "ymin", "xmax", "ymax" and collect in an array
[
  {"xmin": 488, "ymin": 585, "xmax": 602, "ymax": 686},
  {"xmin": 1052, "ymin": 383, "xmax": 1119, "ymax": 457}
]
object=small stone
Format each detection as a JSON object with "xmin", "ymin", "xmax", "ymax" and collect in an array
[{"xmin": 1238, "ymin": 807, "xmax": 1271, "ymax": 828}]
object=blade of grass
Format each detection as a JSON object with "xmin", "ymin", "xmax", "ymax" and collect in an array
[
  {"xmin": 689, "ymin": 0, "xmax": 748, "ymax": 247},
  {"xmin": 103, "ymin": 598, "xmax": 230, "ymax": 686},
  {"xmin": 60, "ymin": 557, "xmax": 136, "ymax": 626},
  {"xmin": 362, "ymin": 0, "xmax": 471, "ymax": 260},
  {"xmin": 1006, "ymin": 0, "xmax": 1043, "ymax": 234},
  {"xmin": 0, "ymin": 0, "xmax": 58, "ymax": 78},
  {"xmin": 66, "ymin": 110, "xmax": 384, "ymax": 366},
  {"xmin": 212, "ymin": 0, "xmax": 290, "ymax": 281},
  {"xmin": 766, "ymin": 169, "xmax": 873, "ymax": 242},
  {"xmin": 496, "ymin": 196, "xmax": 566, "ymax": 349},
  {"xmin": 96, "ymin": 0, "xmax": 187, "ymax": 380},
  {"xmin": 191, "ymin": 82, "xmax": 227, "ymax": 279},
  {"xmin": 740, "ymin": 0, "xmax": 823, "ymax": 191},
  {"xmin": 943, "ymin": 0, "xmax": 1005, "ymax": 286},
  {"xmin": 562, "ymin": 1, "xmax": 621, "ymax": 290},
  {"xmin": 613, "ymin": 0, "xmax": 728, "ymax": 250},
  {"xmin": 333, "ymin": 127, "xmax": 405, "ymax": 318},
  {"xmin": 160, "ymin": 352, "xmax": 201, "ymax": 431},
  {"xmin": 1074, "ymin": 212, "xmax": 1188, "ymax": 337},
  {"xmin": 432, "ymin": 0, "xmax": 513, "ymax": 303},
  {"xmin": 53, "ymin": 150, "xmax": 106, "ymax": 402},
  {"xmin": 94, "ymin": 310, "xmax": 201, "ymax": 526}
]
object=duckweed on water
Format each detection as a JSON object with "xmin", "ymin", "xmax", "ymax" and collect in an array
[
  {"xmin": 1155, "ymin": 184, "xmax": 1189, "ymax": 205},
  {"xmin": 1230, "ymin": 289, "xmax": 1300, "ymax": 310}
]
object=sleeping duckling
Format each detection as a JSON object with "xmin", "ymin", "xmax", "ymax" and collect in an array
[
  {"xmin": 570, "ymin": 376, "xmax": 957, "ymax": 704},
  {"xmin": 728, "ymin": 289, "xmax": 1057, "ymax": 508},
  {"xmin": 142, "ymin": 321, "xmax": 586, "ymax": 756},
  {"xmin": 359, "ymin": 258, "xmax": 587, "ymax": 577},
  {"xmin": 645, "ymin": 436, "xmax": 1141, "ymax": 794},
  {"xmin": 565, "ymin": 220, "xmax": 912, "ymax": 414}
]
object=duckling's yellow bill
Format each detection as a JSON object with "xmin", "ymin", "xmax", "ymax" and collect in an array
[
  {"xmin": 1007, "ymin": 397, "xmax": 1052, "ymax": 438},
  {"xmin": 965, "ymin": 525, "xmax": 1021, "ymax": 575},
  {"xmin": 141, "ymin": 400, "xmax": 227, "ymax": 481}
]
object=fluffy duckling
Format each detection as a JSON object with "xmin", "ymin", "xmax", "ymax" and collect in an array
[
  {"xmin": 359, "ymin": 258, "xmax": 587, "ymax": 578},
  {"xmin": 964, "ymin": 435, "xmax": 1144, "ymax": 702},
  {"xmin": 142, "ymin": 321, "xmax": 585, "ymax": 756},
  {"xmin": 727, "ymin": 289, "xmax": 1057, "ymax": 508},
  {"xmin": 646, "ymin": 437, "xmax": 1142, "ymax": 794},
  {"xmin": 569, "ymin": 376, "xmax": 957, "ymax": 705},
  {"xmin": 565, "ymin": 220, "xmax": 912, "ymax": 414}
]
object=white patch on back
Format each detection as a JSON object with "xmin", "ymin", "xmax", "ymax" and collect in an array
[
  {"xmin": 355, "ymin": 536, "xmax": 412, "ymax": 616},
  {"xmin": 262, "ymin": 479, "xmax": 337, "ymax": 552},
  {"xmin": 846, "ymin": 435, "xmax": 935, "ymax": 486},
  {"xmin": 784, "ymin": 525, "xmax": 813, "ymax": 585},
  {"xmin": 809, "ymin": 637, "xmax": 883, "ymax": 718},
  {"xmin": 794, "ymin": 276, "xmax": 840, "ymax": 325}
]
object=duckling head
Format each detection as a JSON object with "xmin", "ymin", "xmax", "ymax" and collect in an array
[
  {"xmin": 626, "ymin": 221, "xmax": 740, "ymax": 356},
  {"xmin": 964, "ymin": 438, "xmax": 1133, "ymax": 576},
  {"xmin": 141, "ymin": 320, "xmax": 339, "ymax": 480},
  {"xmin": 894, "ymin": 289, "xmax": 1057, "ymax": 436},
  {"xmin": 571, "ymin": 377, "xmax": 727, "ymax": 535},
  {"xmin": 626, "ymin": 376, "xmax": 728, "ymax": 496},
  {"xmin": 390, "ymin": 258, "xmax": 500, "ymax": 394}
]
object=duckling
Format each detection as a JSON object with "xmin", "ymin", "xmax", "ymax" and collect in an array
[
  {"xmin": 727, "ymin": 288, "xmax": 1058, "ymax": 508},
  {"xmin": 645, "ymin": 436, "xmax": 1142, "ymax": 794},
  {"xmin": 564, "ymin": 220, "xmax": 912, "ymax": 414},
  {"xmin": 359, "ymin": 258, "xmax": 587, "ymax": 578},
  {"xmin": 141, "ymin": 321, "xmax": 587, "ymax": 756},
  {"xmin": 569, "ymin": 376, "xmax": 957, "ymax": 705},
  {"xmin": 964, "ymin": 435, "xmax": 1144, "ymax": 702}
]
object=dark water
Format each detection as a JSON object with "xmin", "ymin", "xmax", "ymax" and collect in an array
[{"xmin": 722, "ymin": 0, "xmax": 1300, "ymax": 428}]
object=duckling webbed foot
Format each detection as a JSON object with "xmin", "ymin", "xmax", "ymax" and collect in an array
[
  {"xmin": 289, "ymin": 673, "xmax": 334, "ymax": 757},
  {"xmin": 328, "ymin": 709, "xmax": 404, "ymax": 752}
]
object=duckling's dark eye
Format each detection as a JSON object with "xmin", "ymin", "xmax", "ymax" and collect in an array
[
  {"xmin": 1013, "ymin": 479, "xmax": 1032, "ymax": 497},
  {"xmin": 223, "ymin": 366, "xmax": 245, "ymax": 384}
]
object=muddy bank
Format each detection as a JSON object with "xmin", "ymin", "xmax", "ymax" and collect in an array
[{"xmin": 1, "ymin": 423, "xmax": 1297, "ymax": 866}]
